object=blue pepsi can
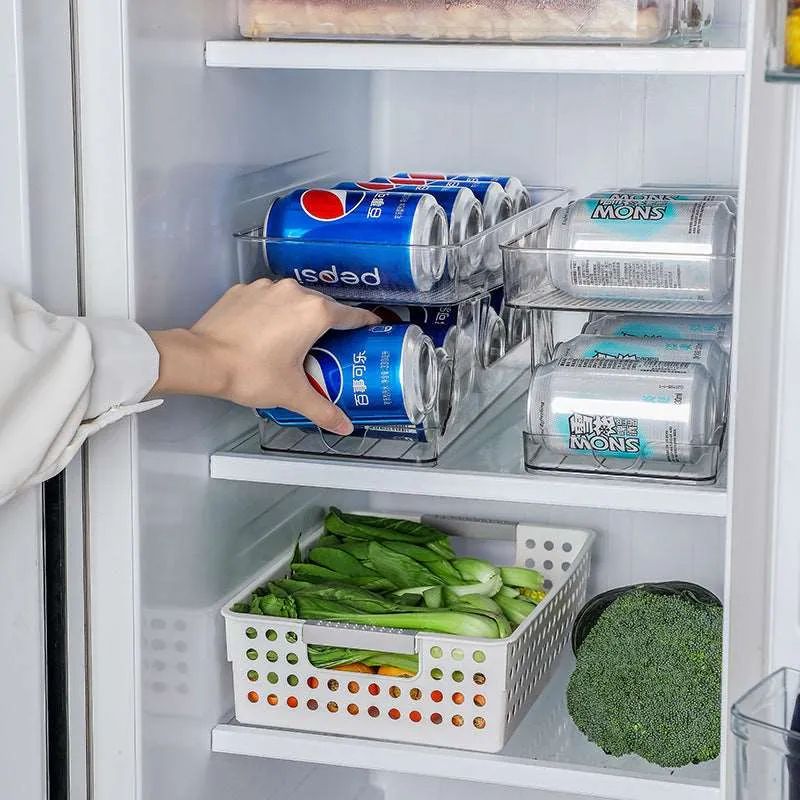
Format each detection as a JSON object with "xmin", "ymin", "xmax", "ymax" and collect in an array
[
  {"xmin": 426, "ymin": 180, "xmax": 512, "ymax": 228},
  {"xmin": 362, "ymin": 303, "xmax": 460, "ymax": 351},
  {"xmin": 257, "ymin": 323, "xmax": 438, "ymax": 429},
  {"xmin": 262, "ymin": 188, "xmax": 448, "ymax": 293},
  {"xmin": 392, "ymin": 173, "xmax": 530, "ymax": 214}
]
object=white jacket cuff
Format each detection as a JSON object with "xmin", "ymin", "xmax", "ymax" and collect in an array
[{"xmin": 80, "ymin": 317, "xmax": 160, "ymax": 418}]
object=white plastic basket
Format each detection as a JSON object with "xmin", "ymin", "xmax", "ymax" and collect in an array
[{"xmin": 222, "ymin": 516, "xmax": 594, "ymax": 752}]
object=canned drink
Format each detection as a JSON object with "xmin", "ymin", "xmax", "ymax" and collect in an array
[
  {"xmin": 589, "ymin": 189, "xmax": 737, "ymax": 213},
  {"xmin": 356, "ymin": 181, "xmax": 484, "ymax": 274},
  {"xmin": 262, "ymin": 188, "xmax": 448, "ymax": 293},
  {"xmin": 552, "ymin": 334, "xmax": 729, "ymax": 422},
  {"xmin": 478, "ymin": 304, "xmax": 507, "ymax": 368},
  {"xmin": 257, "ymin": 323, "xmax": 438, "ymax": 428},
  {"xmin": 446, "ymin": 176, "xmax": 530, "ymax": 214},
  {"xmin": 362, "ymin": 303, "xmax": 475, "ymax": 408},
  {"xmin": 489, "ymin": 286, "xmax": 529, "ymax": 349},
  {"xmin": 542, "ymin": 198, "xmax": 735, "ymax": 303},
  {"xmin": 583, "ymin": 313, "xmax": 732, "ymax": 354},
  {"xmin": 527, "ymin": 358, "xmax": 717, "ymax": 464},
  {"xmin": 426, "ymin": 180, "xmax": 513, "ymax": 228}
]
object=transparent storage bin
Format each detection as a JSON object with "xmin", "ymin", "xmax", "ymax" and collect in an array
[
  {"xmin": 222, "ymin": 513, "xmax": 595, "ymax": 753},
  {"xmin": 502, "ymin": 219, "xmax": 736, "ymax": 316},
  {"xmin": 732, "ymin": 668, "xmax": 800, "ymax": 799},
  {"xmin": 235, "ymin": 187, "xmax": 567, "ymax": 305},
  {"xmin": 256, "ymin": 292, "xmax": 531, "ymax": 465},
  {"xmin": 238, "ymin": 0, "xmax": 687, "ymax": 43}
]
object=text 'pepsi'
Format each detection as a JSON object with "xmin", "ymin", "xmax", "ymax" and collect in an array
[
  {"xmin": 262, "ymin": 188, "xmax": 448, "ymax": 293},
  {"xmin": 257, "ymin": 323, "xmax": 438, "ymax": 430}
]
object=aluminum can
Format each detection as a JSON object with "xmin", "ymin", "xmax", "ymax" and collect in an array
[
  {"xmin": 426, "ymin": 180, "xmax": 512, "ymax": 228},
  {"xmin": 390, "ymin": 173, "xmax": 530, "ymax": 214},
  {"xmin": 262, "ymin": 188, "xmax": 448, "ymax": 292},
  {"xmin": 553, "ymin": 334, "xmax": 729, "ymax": 421},
  {"xmin": 527, "ymin": 357, "xmax": 717, "ymax": 463},
  {"xmin": 583, "ymin": 313, "xmax": 732, "ymax": 354},
  {"xmin": 489, "ymin": 285, "xmax": 529, "ymax": 350},
  {"xmin": 542, "ymin": 198, "xmax": 735, "ymax": 302},
  {"xmin": 258, "ymin": 323, "xmax": 437, "ymax": 428},
  {"xmin": 589, "ymin": 189, "xmax": 737, "ymax": 213}
]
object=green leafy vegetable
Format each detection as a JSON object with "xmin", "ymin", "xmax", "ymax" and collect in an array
[{"xmin": 367, "ymin": 542, "xmax": 444, "ymax": 589}]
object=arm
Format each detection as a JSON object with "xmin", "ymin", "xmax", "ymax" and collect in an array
[{"xmin": 0, "ymin": 279, "xmax": 377, "ymax": 504}]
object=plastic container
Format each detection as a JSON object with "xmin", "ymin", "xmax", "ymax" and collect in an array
[
  {"xmin": 502, "ymin": 195, "xmax": 737, "ymax": 315},
  {"xmin": 236, "ymin": 187, "xmax": 567, "ymax": 305},
  {"xmin": 732, "ymin": 668, "xmax": 800, "ymax": 799},
  {"xmin": 222, "ymin": 514, "xmax": 595, "ymax": 752},
  {"xmin": 237, "ymin": 0, "xmax": 684, "ymax": 43},
  {"xmin": 257, "ymin": 291, "xmax": 533, "ymax": 464}
]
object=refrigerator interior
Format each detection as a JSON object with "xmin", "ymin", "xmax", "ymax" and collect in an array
[{"xmin": 76, "ymin": 0, "xmax": 783, "ymax": 796}]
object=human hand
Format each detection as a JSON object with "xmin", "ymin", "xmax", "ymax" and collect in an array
[{"xmin": 148, "ymin": 279, "xmax": 379, "ymax": 434}]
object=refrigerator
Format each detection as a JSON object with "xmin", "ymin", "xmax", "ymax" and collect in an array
[{"xmin": 1, "ymin": 0, "xmax": 797, "ymax": 797}]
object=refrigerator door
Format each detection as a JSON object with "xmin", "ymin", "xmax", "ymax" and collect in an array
[{"xmin": 0, "ymin": 0, "xmax": 81, "ymax": 797}]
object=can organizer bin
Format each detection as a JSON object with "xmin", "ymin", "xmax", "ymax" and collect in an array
[
  {"xmin": 257, "ymin": 291, "xmax": 534, "ymax": 465},
  {"xmin": 235, "ymin": 187, "xmax": 567, "ymax": 306},
  {"xmin": 222, "ymin": 515, "xmax": 595, "ymax": 752},
  {"xmin": 502, "ymin": 205, "xmax": 737, "ymax": 316},
  {"xmin": 238, "ymin": 0, "xmax": 713, "ymax": 42}
]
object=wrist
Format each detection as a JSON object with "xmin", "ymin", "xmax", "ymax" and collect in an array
[{"xmin": 148, "ymin": 328, "xmax": 231, "ymax": 399}]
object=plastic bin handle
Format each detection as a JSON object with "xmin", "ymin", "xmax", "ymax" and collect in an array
[{"xmin": 302, "ymin": 620, "xmax": 418, "ymax": 655}]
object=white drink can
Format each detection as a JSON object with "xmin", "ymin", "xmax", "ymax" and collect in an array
[
  {"xmin": 583, "ymin": 313, "xmax": 732, "ymax": 354},
  {"xmin": 543, "ymin": 198, "xmax": 735, "ymax": 302},
  {"xmin": 552, "ymin": 334, "xmax": 729, "ymax": 422},
  {"xmin": 527, "ymin": 358, "xmax": 717, "ymax": 464}
]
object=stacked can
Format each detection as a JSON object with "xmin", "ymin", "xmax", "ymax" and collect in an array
[
  {"xmin": 489, "ymin": 286, "xmax": 530, "ymax": 353},
  {"xmin": 539, "ymin": 193, "xmax": 736, "ymax": 303}
]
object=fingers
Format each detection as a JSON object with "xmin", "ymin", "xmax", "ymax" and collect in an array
[
  {"xmin": 326, "ymin": 302, "xmax": 381, "ymax": 331},
  {"xmin": 283, "ymin": 374, "xmax": 355, "ymax": 436}
]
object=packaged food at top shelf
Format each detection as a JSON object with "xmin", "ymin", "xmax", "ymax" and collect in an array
[
  {"xmin": 521, "ymin": 307, "xmax": 730, "ymax": 482},
  {"xmin": 234, "ymin": 178, "xmax": 568, "ymax": 305},
  {"xmin": 502, "ymin": 186, "xmax": 737, "ymax": 315},
  {"xmin": 255, "ymin": 291, "xmax": 530, "ymax": 465},
  {"xmin": 766, "ymin": 0, "xmax": 800, "ymax": 79},
  {"xmin": 222, "ymin": 509, "xmax": 595, "ymax": 752},
  {"xmin": 238, "ymin": 0, "xmax": 712, "ymax": 43}
]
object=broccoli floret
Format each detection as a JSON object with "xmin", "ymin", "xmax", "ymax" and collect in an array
[{"xmin": 566, "ymin": 588, "xmax": 723, "ymax": 768}]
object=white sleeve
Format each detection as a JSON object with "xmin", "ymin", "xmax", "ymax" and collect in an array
[{"xmin": 0, "ymin": 287, "xmax": 162, "ymax": 505}]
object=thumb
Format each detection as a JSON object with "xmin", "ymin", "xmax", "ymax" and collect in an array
[{"xmin": 283, "ymin": 374, "xmax": 354, "ymax": 436}]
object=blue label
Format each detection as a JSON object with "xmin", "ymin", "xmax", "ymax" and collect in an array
[
  {"xmin": 362, "ymin": 304, "xmax": 457, "ymax": 349},
  {"xmin": 265, "ymin": 189, "xmax": 427, "ymax": 291},
  {"xmin": 258, "ymin": 324, "xmax": 415, "ymax": 427}
]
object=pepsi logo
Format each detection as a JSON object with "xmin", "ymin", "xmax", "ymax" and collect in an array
[
  {"xmin": 300, "ymin": 189, "xmax": 364, "ymax": 222},
  {"xmin": 369, "ymin": 325, "xmax": 394, "ymax": 334},
  {"xmin": 303, "ymin": 347, "xmax": 344, "ymax": 404}
]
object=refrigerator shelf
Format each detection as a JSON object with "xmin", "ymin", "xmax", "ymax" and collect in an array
[
  {"xmin": 205, "ymin": 27, "xmax": 746, "ymax": 74},
  {"xmin": 211, "ymin": 387, "xmax": 728, "ymax": 516},
  {"xmin": 212, "ymin": 652, "xmax": 720, "ymax": 800}
]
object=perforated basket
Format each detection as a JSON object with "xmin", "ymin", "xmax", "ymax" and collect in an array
[{"xmin": 222, "ymin": 516, "xmax": 594, "ymax": 752}]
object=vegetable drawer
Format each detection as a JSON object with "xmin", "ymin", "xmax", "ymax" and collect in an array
[{"xmin": 222, "ymin": 516, "xmax": 594, "ymax": 752}]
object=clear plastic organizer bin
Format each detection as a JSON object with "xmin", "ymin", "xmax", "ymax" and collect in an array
[
  {"xmin": 732, "ymin": 668, "xmax": 800, "ymax": 800},
  {"xmin": 501, "ymin": 221, "xmax": 736, "ymax": 316},
  {"xmin": 520, "ymin": 308, "xmax": 728, "ymax": 482},
  {"xmin": 235, "ymin": 187, "xmax": 567, "ymax": 306},
  {"xmin": 222, "ymin": 514, "xmax": 595, "ymax": 753},
  {"xmin": 256, "ymin": 292, "xmax": 530, "ymax": 465},
  {"xmin": 238, "ymin": 0, "xmax": 712, "ymax": 43}
]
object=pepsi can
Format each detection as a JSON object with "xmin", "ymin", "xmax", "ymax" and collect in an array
[
  {"xmin": 446, "ymin": 176, "xmax": 530, "ymax": 214},
  {"xmin": 542, "ymin": 198, "xmax": 735, "ymax": 303},
  {"xmin": 583, "ymin": 313, "xmax": 732, "ymax": 354},
  {"xmin": 362, "ymin": 303, "xmax": 474, "ymax": 421},
  {"xmin": 392, "ymin": 173, "xmax": 530, "ymax": 214},
  {"xmin": 426, "ymin": 180, "xmax": 512, "ymax": 229},
  {"xmin": 527, "ymin": 358, "xmax": 717, "ymax": 464},
  {"xmin": 262, "ymin": 188, "xmax": 448, "ymax": 293},
  {"xmin": 489, "ymin": 285, "xmax": 530, "ymax": 350},
  {"xmin": 341, "ymin": 180, "xmax": 484, "ymax": 274},
  {"xmin": 257, "ymin": 323, "xmax": 438, "ymax": 429},
  {"xmin": 552, "ymin": 334, "xmax": 729, "ymax": 422}
]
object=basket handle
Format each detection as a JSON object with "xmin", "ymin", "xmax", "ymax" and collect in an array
[{"xmin": 302, "ymin": 620, "xmax": 418, "ymax": 655}]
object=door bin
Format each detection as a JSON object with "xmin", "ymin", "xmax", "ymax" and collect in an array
[{"xmin": 732, "ymin": 668, "xmax": 800, "ymax": 799}]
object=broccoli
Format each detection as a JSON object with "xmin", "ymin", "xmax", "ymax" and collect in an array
[{"xmin": 566, "ymin": 588, "xmax": 723, "ymax": 768}]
